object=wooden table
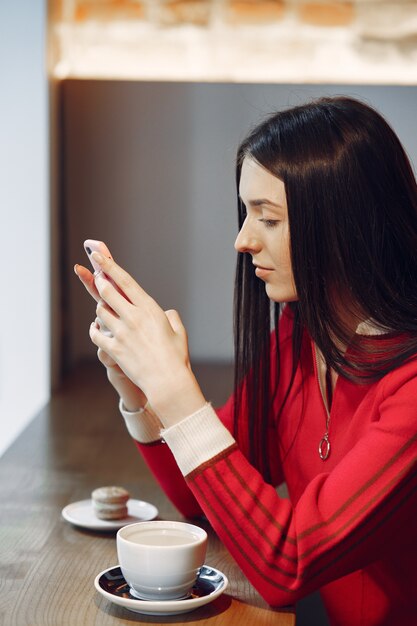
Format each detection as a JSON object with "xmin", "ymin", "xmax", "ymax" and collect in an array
[{"xmin": 0, "ymin": 362, "xmax": 295, "ymax": 626}]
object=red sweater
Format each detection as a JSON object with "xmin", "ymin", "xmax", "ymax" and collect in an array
[{"xmin": 131, "ymin": 310, "xmax": 417, "ymax": 626}]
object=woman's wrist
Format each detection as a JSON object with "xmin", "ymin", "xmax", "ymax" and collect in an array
[{"xmin": 148, "ymin": 369, "xmax": 207, "ymax": 429}]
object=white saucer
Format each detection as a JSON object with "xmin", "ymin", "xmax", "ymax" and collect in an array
[
  {"xmin": 94, "ymin": 564, "xmax": 228, "ymax": 616},
  {"xmin": 62, "ymin": 499, "xmax": 158, "ymax": 531}
]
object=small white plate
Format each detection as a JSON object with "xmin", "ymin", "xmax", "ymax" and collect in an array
[
  {"xmin": 62, "ymin": 499, "xmax": 158, "ymax": 531},
  {"xmin": 94, "ymin": 564, "xmax": 228, "ymax": 616}
]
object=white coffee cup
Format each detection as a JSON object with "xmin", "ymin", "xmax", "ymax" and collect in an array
[{"xmin": 116, "ymin": 520, "xmax": 208, "ymax": 601}]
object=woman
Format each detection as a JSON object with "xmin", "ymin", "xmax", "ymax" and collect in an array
[{"xmin": 75, "ymin": 96, "xmax": 417, "ymax": 625}]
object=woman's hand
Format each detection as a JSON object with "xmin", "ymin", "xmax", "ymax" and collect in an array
[
  {"xmin": 97, "ymin": 345, "xmax": 148, "ymax": 411},
  {"xmin": 87, "ymin": 252, "xmax": 206, "ymax": 427},
  {"xmin": 74, "ymin": 263, "xmax": 147, "ymax": 412}
]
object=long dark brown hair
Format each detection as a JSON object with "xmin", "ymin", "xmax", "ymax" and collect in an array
[{"xmin": 233, "ymin": 96, "xmax": 417, "ymax": 480}]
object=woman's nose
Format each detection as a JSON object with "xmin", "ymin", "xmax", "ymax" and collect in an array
[{"xmin": 234, "ymin": 220, "xmax": 261, "ymax": 254}]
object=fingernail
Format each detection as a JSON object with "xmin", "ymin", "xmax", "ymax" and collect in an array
[
  {"xmin": 74, "ymin": 264, "xmax": 80, "ymax": 276},
  {"xmin": 91, "ymin": 251, "xmax": 104, "ymax": 264}
]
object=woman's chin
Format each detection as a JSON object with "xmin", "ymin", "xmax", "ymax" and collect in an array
[{"xmin": 265, "ymin": 283, "xmax": 298, "ymax": 303}]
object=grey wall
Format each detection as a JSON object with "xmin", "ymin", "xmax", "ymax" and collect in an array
[{"xmin": 63, "ymin": 81, "xmax": 417, "ymax": 368}]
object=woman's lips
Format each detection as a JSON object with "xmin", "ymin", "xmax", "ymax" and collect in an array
[{"xmin": 254, "ymin": 265, "xmax": 274, "ymax": 278}]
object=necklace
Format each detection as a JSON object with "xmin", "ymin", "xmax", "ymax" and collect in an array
[
  {"xmin": 315, "ymin": 347, "xmax": 333, "ymax": 461},
  {"xmin": 318, "ymin": 419, "xmax": 331, "ymax": 461}
]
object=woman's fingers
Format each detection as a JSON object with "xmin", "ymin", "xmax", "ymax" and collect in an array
[
  {"xmin": 74, "ymin": 263, "xmax": 100, "ymax": 302},
  {"xmin": 165, "ymin": 309, "xmax": 188, "ymax": 343},
  {"xmin": 165, "ymin": 309, "xmax": 191, "ymax": 368},
  {"xmin": 97, "ymin": 347, "xmax": 118, "ymax": 368},
  {"xmin": 165, "ymin": 309, "xmax": 183, "ymax": 333},
  {"xmin": 89, "ymin": 320, "xmax": 114, "ymax": 353},
  {"xmin": 91, "ymin": 252, "xmax": 151, "ymax": 308},
  {"xmin": 93, "ymin": 271, "xmax": 134, "ymax": 319},
  {"xmin": 96, "ymin": 298, "xmax": 119, "ymax": 335}
]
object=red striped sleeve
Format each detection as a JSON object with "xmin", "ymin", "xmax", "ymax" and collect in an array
[
  {"xmin": 182, "ymin": 375, "xmax": 417, "ymax": 606},
  {"xmin": 134, "ymin": 439, "xmax": 204, "ymax": 519}
]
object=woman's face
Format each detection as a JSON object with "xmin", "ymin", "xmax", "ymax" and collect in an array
[{"xmin": 235, "ymin": 156, "xmax": 297, "ymax": 302}]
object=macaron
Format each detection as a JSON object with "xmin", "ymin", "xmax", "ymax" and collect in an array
[{"xmin": 91, "ymin": 485, "xmax": 130, "ymax": 520}]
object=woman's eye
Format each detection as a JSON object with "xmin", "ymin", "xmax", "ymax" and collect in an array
[{"xmin": 259, "ymin": 219, "xmax": 280, "ymax": 229}]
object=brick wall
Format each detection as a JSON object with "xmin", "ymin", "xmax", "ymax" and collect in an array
[{"xmin": 51, "ymin": 1, "xmax": 417, "ymax": 82}]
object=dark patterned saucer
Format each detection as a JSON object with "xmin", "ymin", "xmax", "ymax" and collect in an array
[{"xmin": 94, "ymin": 565, "xmax": 228, "ymax": 615}]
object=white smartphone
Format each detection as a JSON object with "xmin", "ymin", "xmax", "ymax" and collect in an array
[
  {"xmin": 84, "ymin": 238, "xmax": 130, "ymax": 301},
  {"xmin": 84, "ymin": 238, "xmax": 114, "ymax": 274}
]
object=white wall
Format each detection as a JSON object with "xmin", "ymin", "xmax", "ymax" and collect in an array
[
  {"xmin": 0, "ymin": 0, "xmax": 50, "ymax": 457},
  {"xmin": 64, "ymin": 81, "xmax": 417, "ymax": 369}
]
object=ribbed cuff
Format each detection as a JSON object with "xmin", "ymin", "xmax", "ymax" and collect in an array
[
  {"xmin": 161, "ymin": 403, "xmax": 236, "ymax": 476},
  {"xmin": 119, "ymin": 398, "xmax": 163, "ymax": 443}
]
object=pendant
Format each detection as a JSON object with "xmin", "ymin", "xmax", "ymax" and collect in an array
[{"xmin": 319, "ymin": 433, "xmax": 331, "ymax": 460}]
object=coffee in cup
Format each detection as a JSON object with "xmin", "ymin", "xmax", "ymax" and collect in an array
[{"xmin": 117, "ymin": 520, "xmax": 208, "ymax": 600}]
